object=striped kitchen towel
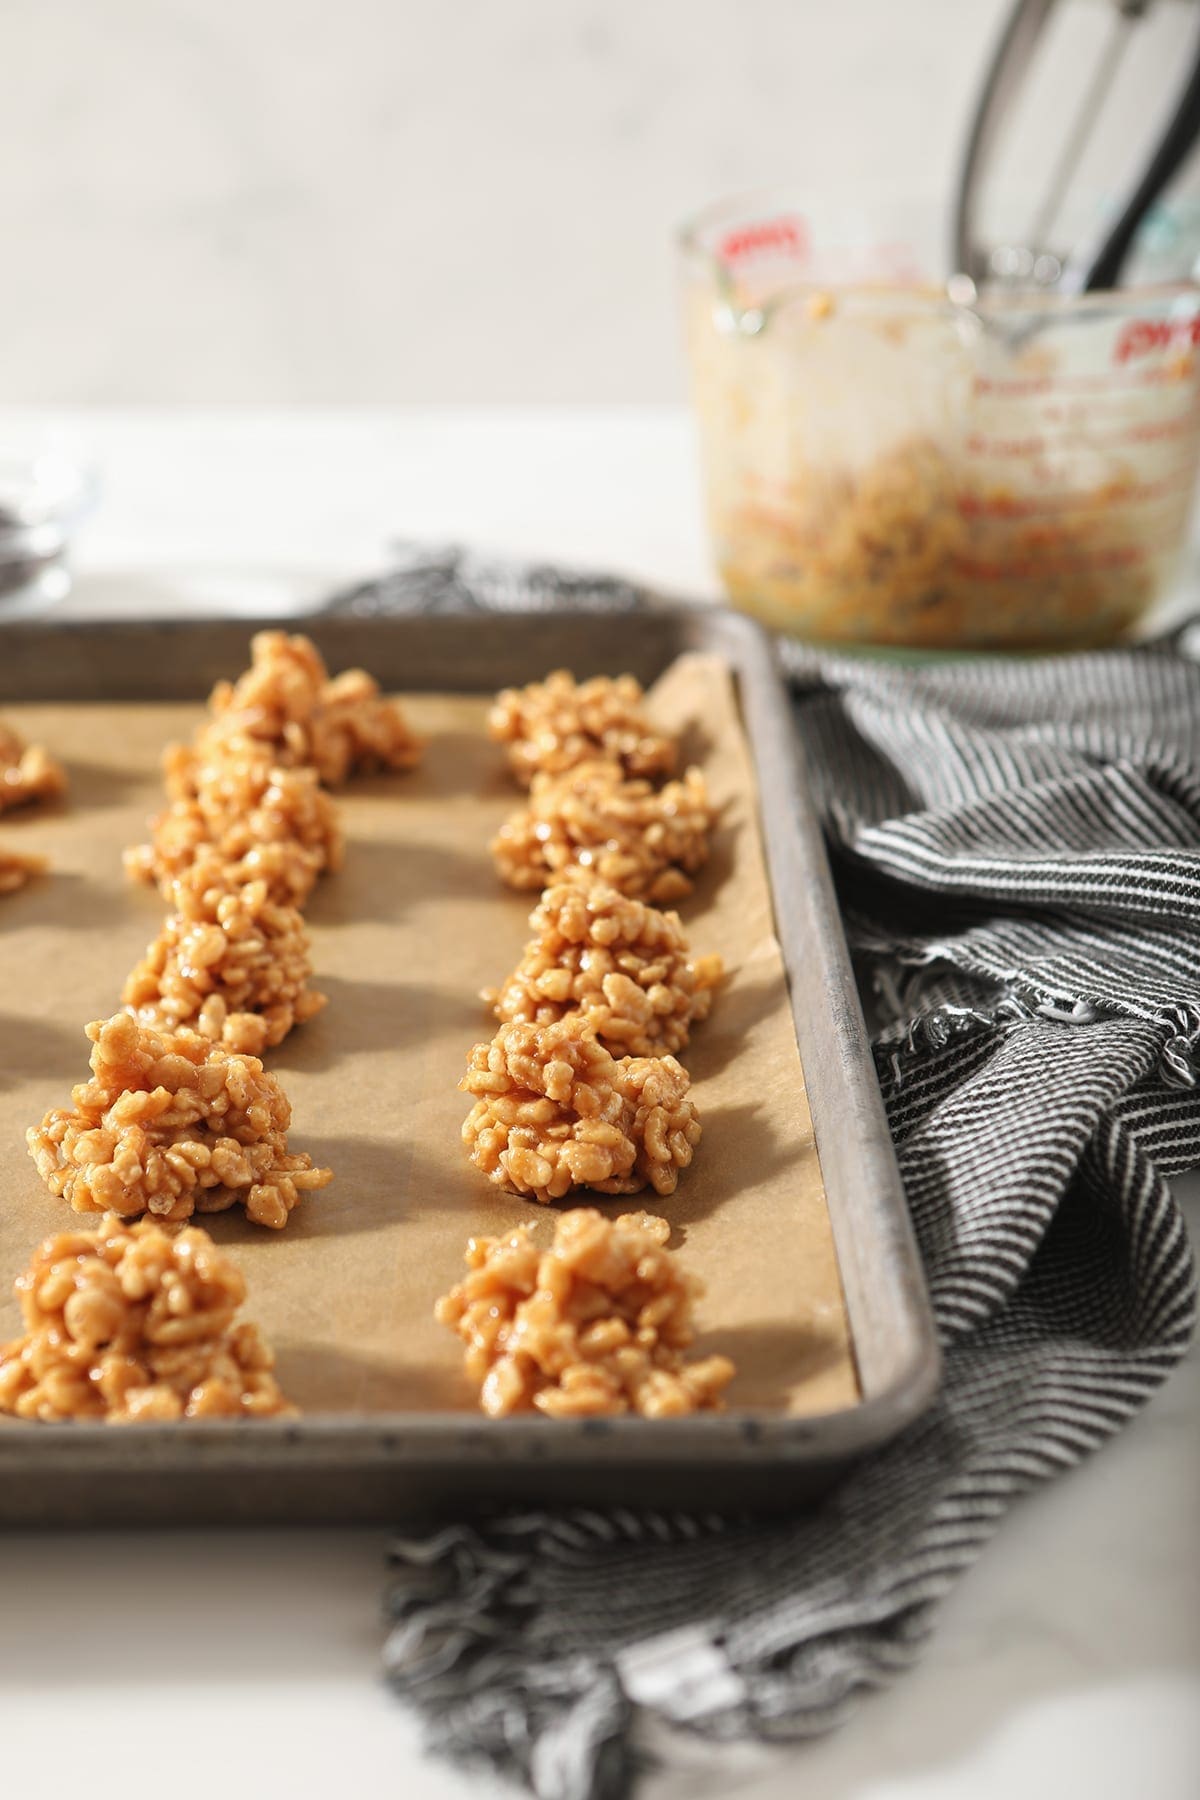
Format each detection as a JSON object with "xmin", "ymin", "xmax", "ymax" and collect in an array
[{"xmin": 335, "ymin": 554, "xmax": 1200, "ymax": 1800}]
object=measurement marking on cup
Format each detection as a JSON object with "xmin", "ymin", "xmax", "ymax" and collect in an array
[
  {"xmin": 973, "ymin": 369, "xmax": 1198, "ymax": 397},
  {"xmin": 964, "ymin": 441, "xmax": 1200, "ymax": 486},
  {"xmin": 1017, "ymin": 410, "xmax": 1198, "ymax": 441},
  {"xmin": 747, "ymin": 475, "xmax": 1196, "ymax": 517},
  {"xmin": 955, "ymin": 546, "xmax": 1151, "ymax": 579},
  {"xmin": 966, "ymin": 429, "xmax": 1200, "ymax": 456},
  {"xmin": 966, "ymin": 434, "xmax": 1046, "ymax": 458},
  {"xmin": 958, "ymin": 486, "xmax": 1193, "ymax": 521}
]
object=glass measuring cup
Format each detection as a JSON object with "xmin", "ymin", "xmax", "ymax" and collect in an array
[{"xmin": 679, "ymin": 195, "xmax": 1200, "ymax": 650}]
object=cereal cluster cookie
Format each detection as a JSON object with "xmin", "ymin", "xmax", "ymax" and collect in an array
[
  {"xmin": 489, "ymin": 670, "xmax": 677, "ymax": 787},
  {"xmin": 27, "ymin": 1013, "xmax": 332, "ymax": 1230},
  {"xmin": 122, "ymin": 856, "xmax": 326, "ymax": 1054},
  {"xmin": 0, "ymin": 1214, "xmax": 293, "ymax": 1423},
  {"xmin": 461, "ymin": 1017, "xmax": 701, "ymax": 1203},
  {"xmin": 0, "ymin": 719, "xmax": 67, "ymax": 815},
  {"xmin": 435, "ymin": 1208, "xmax": 734, "ymax": 1418},
  {"xmin": 196, "ymin": 631, "xmax": 424, "ymax": 784},
  {"xmin": 486, "ymin": 880, "xmax": 722, "ymax": 1057},
  {"xmin": 125, "ymin": 631, "xmax": 421, "ymax": 902},
  {"xmin": 491, "ymin": 760, "xmax": 714, "ymax": 902},
  {"xmin": 125, "ymin": 745, "xmax": 343, "ymax": 905}
]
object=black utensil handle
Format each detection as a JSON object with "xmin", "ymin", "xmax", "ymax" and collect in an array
[{"xmin": 1081, "ymin": 24, "xmax": 1200, "ymax": 292}]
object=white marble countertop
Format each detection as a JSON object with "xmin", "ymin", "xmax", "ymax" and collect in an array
[{"xmin": 0, "ymin": 409, "xmax": 1196, "ymax": 1800}]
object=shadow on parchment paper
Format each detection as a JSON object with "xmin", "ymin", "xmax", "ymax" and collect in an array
[
  {"xmin": 0, "ymin": 795, "xmax": 68, "ymax": 828},
  {"xmin": 61, "ymin": 761, "xmax": 147, "ymax": 810},
  {"xmin": 199, "ymin": 1136, "xmax": 411, "ymax": 1246},
  {"xmin": 0, "ymin": 1014, "xmax": 84, "ymax": 1085},
  {"xmin": 270, "ymin": 975, "xmax": 486, "ymax": 1072},
  {"xmin": 291, "ymin": 1132, "xmax": 415, "ymax": 1240},
  {"xmin": 2, "ymin": 872, "xmax": 133, "ymax": 933},
  {"xmin": 683, "ymin": 817, "xmax": 740, "ymax": 916},
  {"xmin": 714, "ymin": 1319, "xmax": 853, "ymax": 1410},
  {"xmin": 304, "ymin": 836, "xmax": 487, "ymax": 925},
  {"xmin": 120, "ymin": 874, "xmax": 169, "ymax": 920},
  {"xmin": 686, "ymin": 973, "xmax": 788, "ymax": 1079},
  {"xmin": 675, "ymin": 716, "xmax": 716, "ymax": 771},
  {"xmin": 273, "ymin": 1341, "xmax": 465, "ymax": 1413},
  {"xmin": 352, "ymin": 731, "xmax": 508, "ymax": 797},
  {"xmin": 666, "ymin": 1100, "xmax": 805, "ymax": 1234}
]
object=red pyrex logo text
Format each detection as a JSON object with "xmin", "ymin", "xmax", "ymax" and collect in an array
[
  {"xmin": 1113, "ymin": 315, "xmax": 1200, "ymax": 365},
  {"xmin": 717, "ymin": 216, "xmax": 808, "ymax": 266}
]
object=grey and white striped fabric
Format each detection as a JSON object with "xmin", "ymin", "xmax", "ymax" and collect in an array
[{"xmin": 347, "ymin": 555, "xmax": 1200, "ymax": 1800}]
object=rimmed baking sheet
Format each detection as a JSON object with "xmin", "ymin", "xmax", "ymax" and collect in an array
[{"xmin": 0, "ymin": 609, "xmax": 936, "ymax": 1520}]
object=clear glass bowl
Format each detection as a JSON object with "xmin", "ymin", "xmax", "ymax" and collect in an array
[
  {"xmin": 0, "ymin": 431, "xmax": 98, "ymax": 616},
  {"xmin": 679, "ymin": 195, "xmax": 1200, "ymax": 650}
]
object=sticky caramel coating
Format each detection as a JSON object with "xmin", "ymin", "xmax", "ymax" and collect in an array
[
  {"xmin": 0, "ymin": 1214, "xmax": 294, "ymax": 1423},
  {"xmin": 122, "ymin": 857, "xmax": 326, "ymax": 1054},
  {"xmin": 491, "ymin": 760, "xmax": 714, "ymax": 903},
  {"xmin": 26, "ymin": 1013, "xmax": 332, "ymax": 1230},
  {"xmin": 461, "ymin": 1018, "xmax": 701, "ymax": 1204},
  {"xmin": 488, "ymin": 670, "xmax": 677, "ymax": 788},
  {"xmin": 195, "ymin": 630, "xmax": 424, "ymax": 784},
  {"xmin": 124, "ymin": 745, "xmax": 343, "ymax": 905},
  {"xmin": 0, "ymin": 720, "xmax": 67, "ymax": 815},
  {"xmin": 485, "ymin": 880, "xmax": 722, "ymax": 1057},
  {"xmin": 435, "ymin": 1208, "xmax": 735, "ymax": 1418},
  {"xmin": 0, "ymin": 844, "xmax": 45, "ymax": 895}
]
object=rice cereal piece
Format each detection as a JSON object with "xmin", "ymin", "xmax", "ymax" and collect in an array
[
  {"xmin": 488, "ymin": 670, "xmax": 677, "ymax": 787},
  {"xmin": 460, "ymin": 1018, "xmax": 701, "ymax": 1203},
  {"xmin": 435, "ymin": 1208, "xmax": 735, "ymax": 1418},
  {"xmin": 0, "ymin": 844, "xmax": 46, "ymax": 895},
  {"xmin": 122, "ymin": 858, "xmax": 327, "ymax": 1054},
  {"xmin": 485, "ymin": 880, "xmax": 722, "ymax": 1057},
  {"xmin": 124, "ymin": 747, "xmax": 343, "ymax": 904},
  {"xmin": 0, "ymin": 720, "xmax": 67, "ymax": 815},
  {"xmin": 26, "ymin": 1012, "xmax": 332, "ymax": 1230},
  {"xmin": 196, "ymin": 630, "xmax": 424, "ymax": 783},
  {"xmin": 490, "ymin": 760, "xmax": 715, "ymax": 903},
  {"xmin": 0, "ymin": 1213, "xmax": 294, "ymax": 1423}
]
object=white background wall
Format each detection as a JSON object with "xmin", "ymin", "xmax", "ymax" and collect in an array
[{"xmin": 1, "ymin": 0, "xmax": 1197, "ymax": 404}]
